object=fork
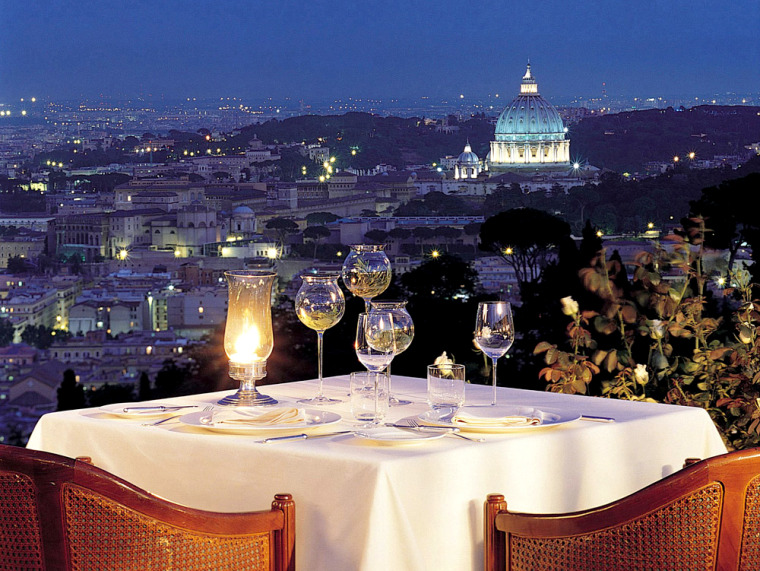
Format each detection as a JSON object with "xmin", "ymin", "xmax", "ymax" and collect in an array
[
  {"xmin": 143, "ymin": 405, "xmax": 213, "ymax": 427},
  {"xmin": 406, "ymin": 418, "xmax": 485, "ymax": 442}
]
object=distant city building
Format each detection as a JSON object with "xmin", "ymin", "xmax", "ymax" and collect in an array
[
  {"xmin": 488, "ymin": 64, "xmax": 571, "ymax": 172},
  {"xmin": 0, "ymin": 228, "xmax": 47, "ymax": 268},
  {"xmin": 454, "ymin": 142, "xmax": 484, "ymax": 180}
]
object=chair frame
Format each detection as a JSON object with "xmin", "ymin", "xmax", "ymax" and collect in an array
[
  {"xmin": 485, "ymin": 448, "xmax": 760, "ymax": 571},
  {"xmin": 0, "ymin": 444, "xmax": 295, "ymax": 570}
]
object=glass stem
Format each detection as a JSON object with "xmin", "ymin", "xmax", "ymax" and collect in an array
[
  {"xmin": 387, "ymin": 362, "xmax": 393, "ymax": 396},
  {"xmin": 491, "ymin": 357, "xmax": 498, "ymax": 406},
  {"xmin": 374, "ymin": 371, "xmax": 380, "ymax": 425},
  {"xmin": 317, "ymin": 330, "xmax": 325, "ymax": 398}
]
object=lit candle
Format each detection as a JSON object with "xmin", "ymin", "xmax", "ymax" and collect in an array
[{"xmin": 231, "ymin": 325, "xmax": 261, "ymax": 364}]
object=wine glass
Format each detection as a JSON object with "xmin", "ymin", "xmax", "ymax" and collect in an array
[
  {"xmin": 341, "ymin": 244, "xmax": 392, "ymax": 310},
  {"xmin": 474, "ymin": 301, "xmax": 515, "ymax": 406},
  {"xmin": 354, "ymin": 311, "xmax": 396, "ymax": 425},
  {"xmin": 295, "ymin": 272, "xmax": 346, "ymax": 405},
  {"xmin": 370, "ymin": 300, "xmax": 414, "ymax": 406}
]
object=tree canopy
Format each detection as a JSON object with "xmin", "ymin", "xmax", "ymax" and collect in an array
[{"xmin": 479, "ymin": 208, "xmax": 572, "ymax": 288}]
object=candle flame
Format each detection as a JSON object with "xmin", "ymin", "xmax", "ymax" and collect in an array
[{"xmin": 231, "ymin": 325, "xmax": 261, "ymax": 363}]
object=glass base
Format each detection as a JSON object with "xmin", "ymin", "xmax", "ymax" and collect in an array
[
  {"xmin": 218, "ymin": 388, "xmax": 278, "ymax": 406},
  {"xmin": 353, "ymin": 419, "xmax": 384, "ymax": 429},
  {"xmin": 297, "ymin": 395, "xmax": 342, "ymax": 406},
  {"xmin": 389, "ymin": 394, "xmax": 411, "ymax": 406}
]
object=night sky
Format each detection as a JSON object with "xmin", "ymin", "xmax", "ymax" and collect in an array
[{"xmin": 1, "ymin": 0, "xmax": 758, "ymax": 102}]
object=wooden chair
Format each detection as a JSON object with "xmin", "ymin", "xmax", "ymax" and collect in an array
[
  {"xmin": 484, "ymin": 448, "xmax": 760, "ymax": 571},
  {"xmin": 0, "ymin": 444, "xmax": 295, "ymax": 570}
]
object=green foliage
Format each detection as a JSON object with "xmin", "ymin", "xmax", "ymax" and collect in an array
[
  {"xmin": 0, "ymin": 318, "xmax": 14, "ymax": 346},
  {"xmin": 570, "ymin": 106, "xmax": 760, "ymax": 173},
  {"xmin": 305, "ymin": 211, "xmax": 340, "ymax": 226},
  {"xmin": 20, "ymin": 324, "xmax": 56, "ymax": 349},
  {"xmin": 303, "ymin": 225, "xmax": 331, "ymax": 258},
  {"xmin": 479, "ymin": 208, "xmax": 572, "ymax": 287},
  {"xmin": 152, "ymin": 359, "xmax": 193, "ymax": 398},
  {"xmin": 6, "ymin": 255, "xmax": 28, "ymax": 273},
  {"xmin": 400, "ymin": 253, "xmax": 479, "ymax": 302},
  {"xmin": 57, "ymin": 369, "xmax": 86, "ymax": 411},
  {"xmin": 363, "ymin": 229, "xmax": 388, "ymax": 244},
  {"xmin": 534, "ymin": 216, "xmax": 760, "ymax": 450},
  {"xmin": 86, "ymin": 383, "xmax": 135, "ymax": 407},
  {"xmin": 395, "ymin": 191, "xmax": 479, "ymax": 217},
  {"xmin": 687, "ymin": 172, "xmax": 760, "ymax": 276}
]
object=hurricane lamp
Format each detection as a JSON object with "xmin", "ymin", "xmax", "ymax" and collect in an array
[{"xmin": 220, "ymin": 270, "xmax": 277, "ymax": 406}]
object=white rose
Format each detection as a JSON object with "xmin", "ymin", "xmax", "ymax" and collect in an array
[
  {"xmin": 649, "ymin": 319, "xmax": 665, "ymax": 340},
  {"xmin": 633, "ymin": 364, "xmax": 649, "ymax": 386},
  {"xmin": 434, "ymin": 352, "xmax": 454, "ymax": 366},
  {"xmin": 560, "ymin": 296, "xmax": 579, "ymax": 316}
]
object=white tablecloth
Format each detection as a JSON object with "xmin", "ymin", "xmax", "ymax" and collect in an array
[{"xmin": 27, "ymin": 376, "xmax": 727, "ymax": 571}]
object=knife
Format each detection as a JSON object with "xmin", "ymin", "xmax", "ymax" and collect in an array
[
  {"xmin": 579, "ymin": 415, "xmax": 615, "ymax": 422},
  {"xmin": 260, "ymin": 431, "xmax": 353, "ymax": 444},
  {"xmin": 122, "ymin": 405, "xmax": 199, "ymax": 413},
  {"xmin": 385, "ymin": 423, "xmax": 461, "ymax": 433}
]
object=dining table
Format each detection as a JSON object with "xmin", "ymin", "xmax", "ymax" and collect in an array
[{"xmin": 27, "ymin": 375, "xmax": 728, "ymax": 571}]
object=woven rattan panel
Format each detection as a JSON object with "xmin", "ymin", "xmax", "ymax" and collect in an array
[
  {"xmin": 63, "ymin": 484, "xmax": 271, "ymax": 571},
  {"xmin": 0, "ymin": 472, "xmax": 45, "ymax": 571},
  {"xmin": 508, "ymin": 482, "xmax": 722, "ymax": 571},
  {"xmin": 739, "ymin": 474, "xmax": 760, "ymax": 571}
]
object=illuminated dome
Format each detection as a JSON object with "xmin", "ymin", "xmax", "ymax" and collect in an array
[
  {"xmin": 489, "ymin": 64, "xmax": 570, "ymax": 171},
  {"xmin": 457, "ymin": 142, "xmax": 479, "ymax": 165},
  {"xmin": 454, "ymin": 141, "xmax": 483, "ymax": 179}
]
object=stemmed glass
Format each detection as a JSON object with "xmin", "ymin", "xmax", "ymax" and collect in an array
[
  {"xmin": 370, "ymin": 300, "xmax": 414, "ymax": 406},
  {"xmin": 474, "ymin": 301, "xmax": 515, "ymax": 406},
  {"xmin": 341, "ymin": 244, "xmax": 392, "ymax": 310},
  {"xmin": 295, "ymin": 272, "xmax": 346, "ymax": 405},
  {"xmin": 354, "ymin": 311, "xmax": 396, "ymax": 425}
]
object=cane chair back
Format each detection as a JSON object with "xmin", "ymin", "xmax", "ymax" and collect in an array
[
  {"xmin": 485, "ymin": 448, "xmax": 760, "ymax": 571},
  {"xmin": 0, "ymin": 444, "xmax": 295, "ymax": 571}
]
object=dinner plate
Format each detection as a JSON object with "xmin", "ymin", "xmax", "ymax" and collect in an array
[
  {"xmin": 179, "ymin": 408, "xmax": 341, "ymax": 434},
  {"xmin": 353, "ymin": 427, "xmax": 446, "ymax": 446},
  {"xmin": 416, "ymin": 405, "xmax": 581, "ymax": 433},
  {"xmin": 98, "ymin": 403, "xmax": 198, "ymax": 419}
]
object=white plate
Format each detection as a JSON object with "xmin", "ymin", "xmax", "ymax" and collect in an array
[
  {"xmin": 353, "ymin": 427, "xmax": 446, "ymax": 446},
  {"xmin": 179, "ymin": 408, "xmax": 341, "ymax": 434},
  {"xmin": 98, "ymin": 403, "xmax": 199, "ymax": 419},
  {"xmin": 417, "ymin": 406, "xmax": 581, "ymax": 433}
]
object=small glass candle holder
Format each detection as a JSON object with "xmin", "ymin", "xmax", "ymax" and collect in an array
[{"xmin": 220, "ymin": 270, "xmax": 278, "ymax": 406}]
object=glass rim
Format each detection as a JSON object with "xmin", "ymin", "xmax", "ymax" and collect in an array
[
  {"xmin": 369, "ymin": 299, "xmax": 407, "ymax": 307},
  {"xmin": 428, "ymin": 363, "xmax": 465, "ymax": 370},
  {"xmin": 299, "ymin": 270, "xmax": 340, "ymax": 280},
  {"xmin": 224, "ymin": 269, "xmax": 277, "ymax": 278}
]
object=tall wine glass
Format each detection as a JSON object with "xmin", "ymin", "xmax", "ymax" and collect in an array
[
  {"xmin": 474, "ymin": 301, "xmax": 514, "ymax": 406},
  {"xmin": 295, "ymin": 272, "xmax": 345, "ymax": 405},
  {"xmin": 355, "ymin": 311, "xmax": 396, "ymax": 425},
  {"xmin": 341, "ymin": 244, "xmax": 392, "ymax": 310},
  {"xmin": 370, "ymin": 300, "xmax": 414, "ymax": 406}
]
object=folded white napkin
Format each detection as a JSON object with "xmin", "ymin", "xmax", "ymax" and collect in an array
[
  {"xmin": 453, "ymin": 408, "xmax": 541, "ymax": 427},
  {"xmin": 220, "ymin": 407, "xmax": 305, "ymax": 426}
]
